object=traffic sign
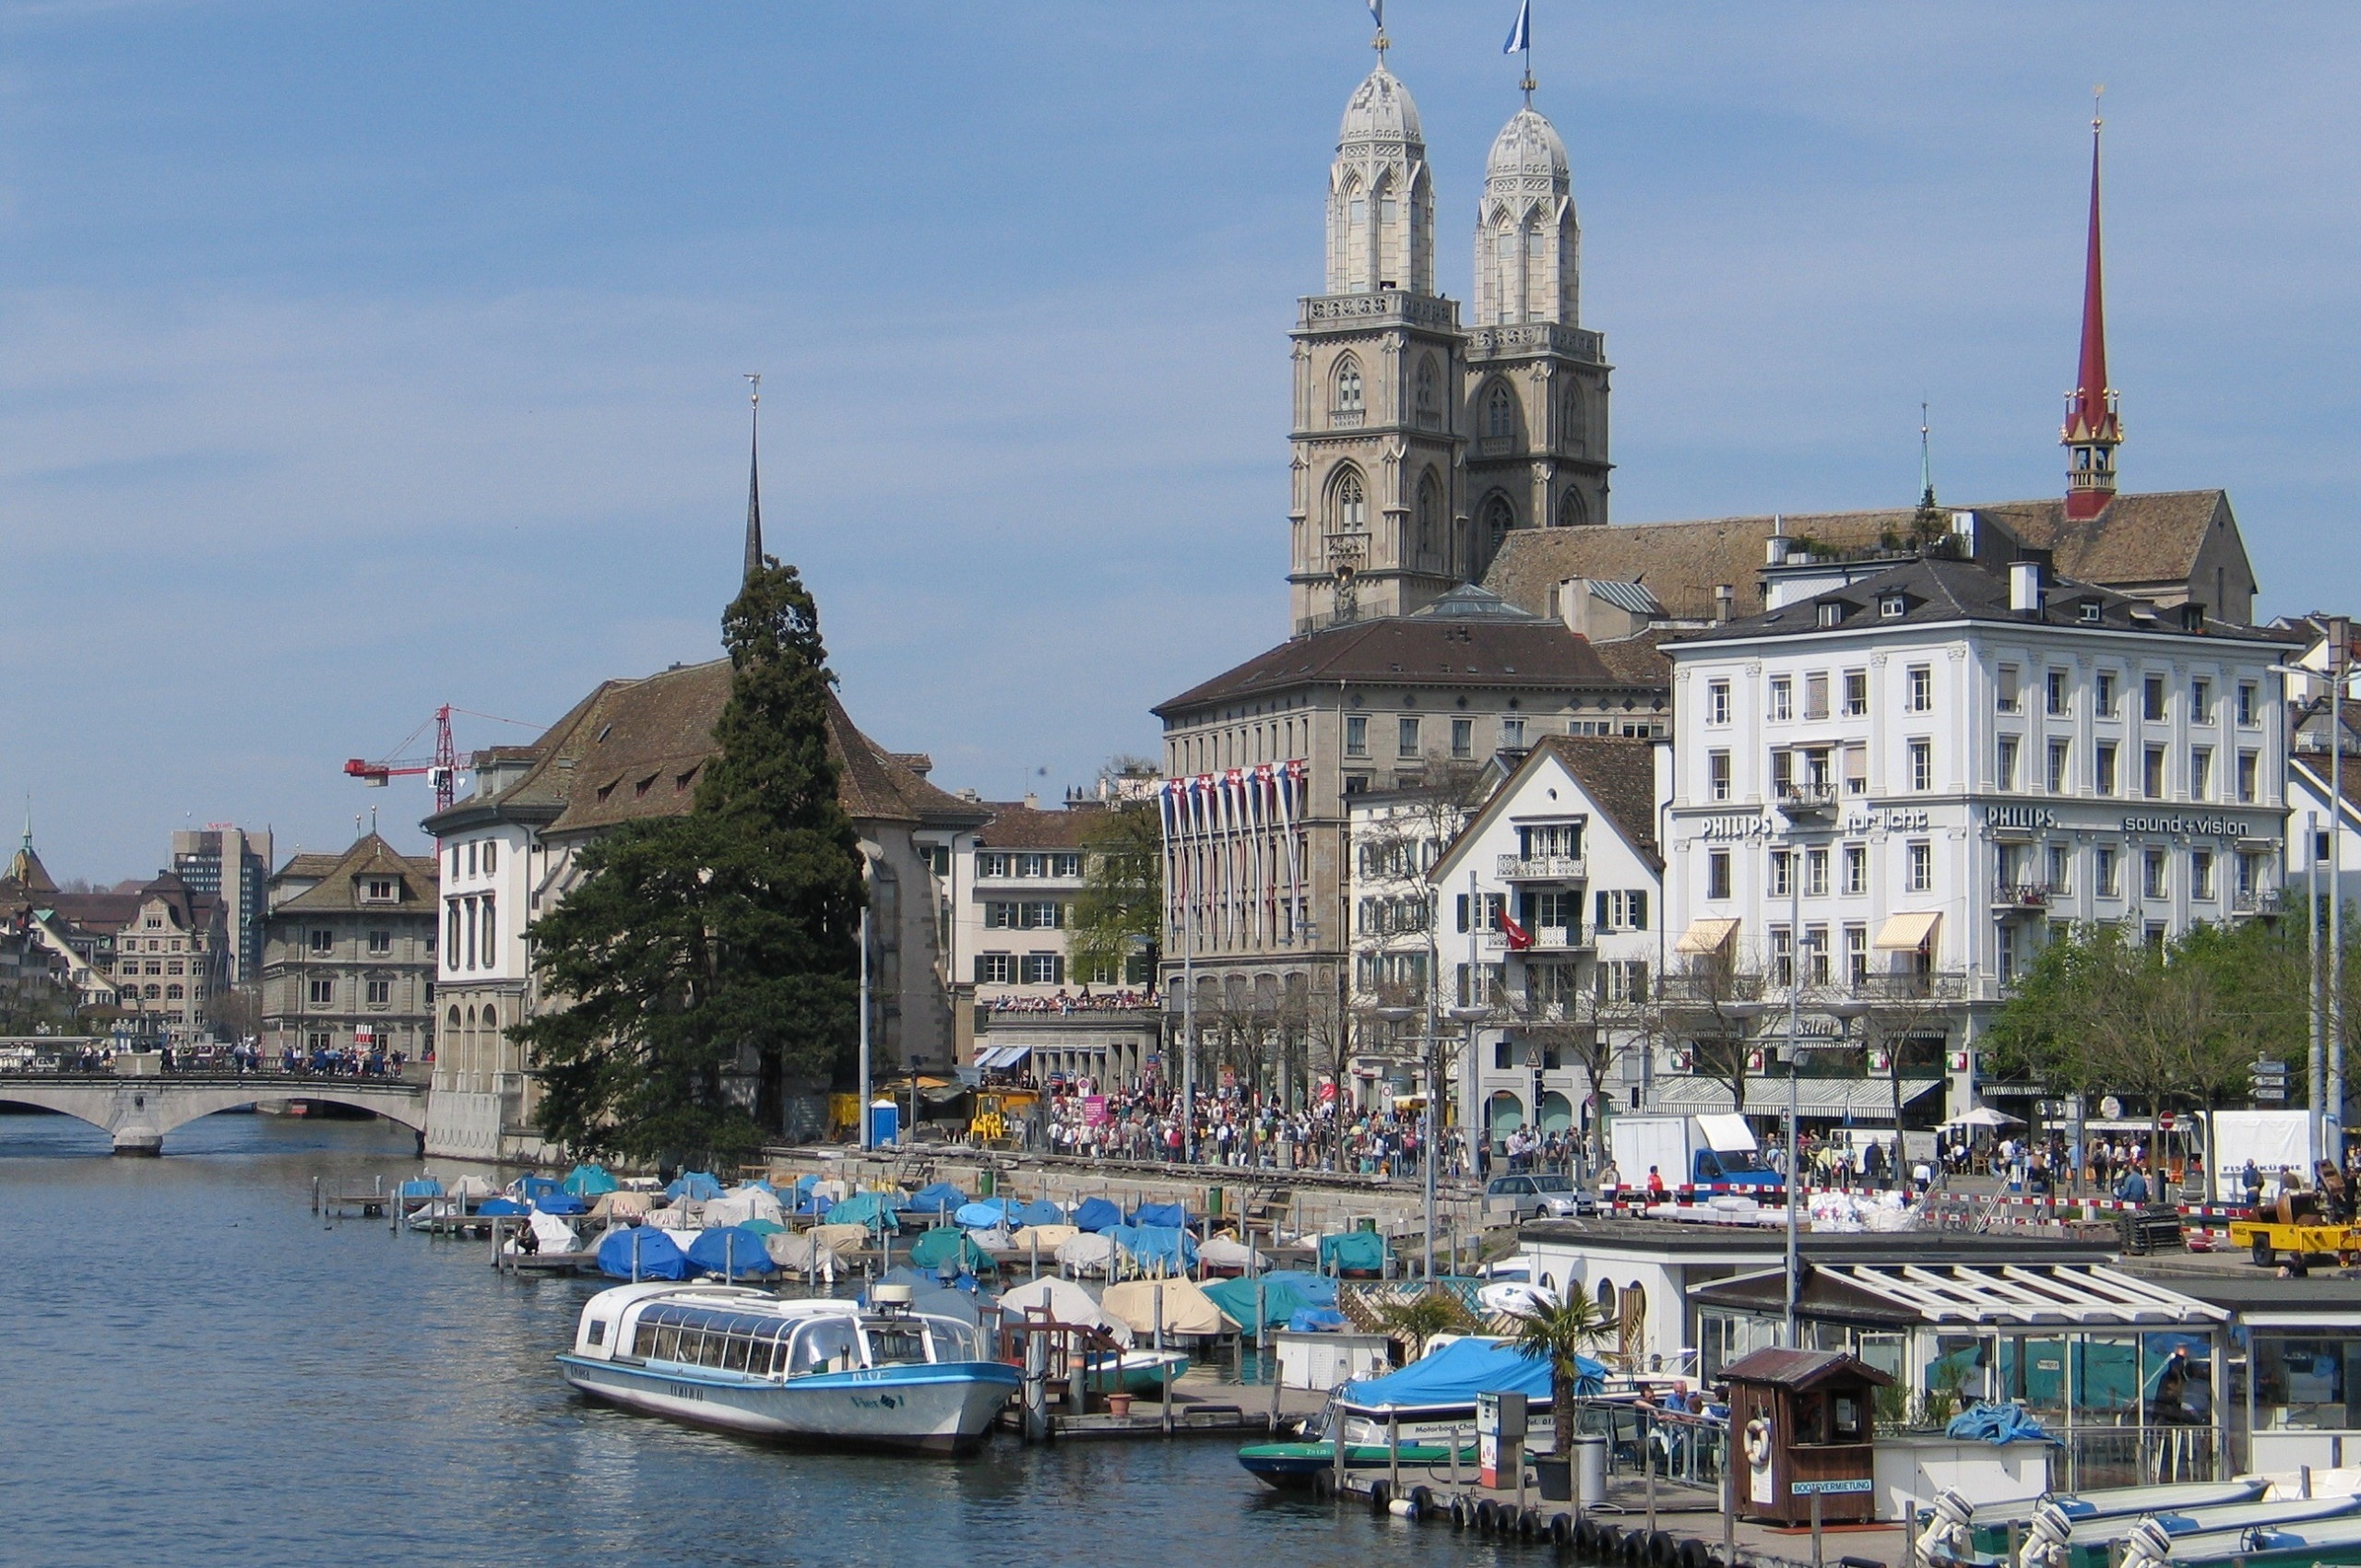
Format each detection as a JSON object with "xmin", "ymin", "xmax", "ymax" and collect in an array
[
  {"xmin": 2254, "ymin": 1086, "xmax": 2288, "ymax": 1101},
  {"xmin": 2254, "ymin": 1060, "xmax": 2288, "ymax": 1075}
]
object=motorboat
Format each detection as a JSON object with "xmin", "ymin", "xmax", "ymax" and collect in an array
[
  {"xmin": 1238, "ymin": 1336, "xmax": 1603, "ymax": 1489},
  {"xmin": 557, "ymin": 1281, "xmax": 1019, "ymax": 1455},
  {"xmin": 1917, "ymin": 1482, "xmax": 2268, "ymax": 1566},
  {"xmin": 2118, "ymin": 1510, "xmax": 2361, "ymax": 1568},
  {"xmin": 2016, "ymin": 1494, "xmax": 2361, "ymax": 1568},
  {"xmin": 1084, "ymin": 1347, "xmax": 1191, "ymax": 1396}
]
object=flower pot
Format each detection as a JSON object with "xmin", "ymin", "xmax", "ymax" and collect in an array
[{"xmin": 1107, "ymin": 1393, "xmax": 1133, "ymax": 1419}]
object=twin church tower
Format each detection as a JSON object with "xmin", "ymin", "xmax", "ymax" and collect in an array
[{"xmin": 1288, "ymin": 42, "xmax": 1610, "ymax": 636}]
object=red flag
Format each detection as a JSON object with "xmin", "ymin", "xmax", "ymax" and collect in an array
[{"xmin": 1498, "ymin": 905, "xmax": 1534, "ymax": 951}]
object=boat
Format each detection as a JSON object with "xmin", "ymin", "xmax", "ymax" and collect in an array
[
  {"xmin": 1239, "ymin": 1336, "xmax": 1603, "ymax": 1490},
  {"xmin": 1917, "ymin": 1482, "xmax": 2268, "ymax": 1566},
  {"xmin": 2016, "ymin": 1494, "xmax": 2361, "ymax": 1568},
  {"xmin": 1085, "ymin": 1348, "xmax": 1192, "ymax": 1396},
  {"xmin": 556, "ymin": 1281, "xmax": 1020, "ymax": 1454},
  {"xmin": 2118, "ymin": 1510, "xmax": 2361, "ymax": 1568}
]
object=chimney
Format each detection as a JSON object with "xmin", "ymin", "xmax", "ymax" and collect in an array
[
  {"xmin": 1558, "ymin": 577, "xmax": 1589, "ymax": 637},
  {"xmin": 2010, "ymin": 558, "xmax": 2047, "ymax": 614},
  {"xmin": 1714, "ymin": 584, "xmax": 1736, "ymax": 624},
  {"xmin": 1023, "ymin": 790, "xmax": 1039, "ymax": 811}
]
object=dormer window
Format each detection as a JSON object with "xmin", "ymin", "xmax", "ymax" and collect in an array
[
  {"xmin": 362, "ymin": 878, "xmax": 397, "ymax": 903},
  {"xmin": 2080, "ymin": 600, "xmax": 2104, "ymax": 624},
  {"xmin": 1880, "ymin": 594, "xmax": 1907, "ymax": 619},
  {"xmin": 1816, "ymin": 601, "xmax": 1845, "ymax": 628}
]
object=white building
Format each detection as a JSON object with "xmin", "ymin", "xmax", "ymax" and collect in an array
[
  {"xmin": 1660, "ymin": 550, "xmax": 2296, "ymax": 1125},
  {"xmin": 1427, "ymin": 735, "xmax": 1667, "ymax": 1154},
  {"xmin": 1345, "ymin": 778, "xmax": 1483, "ymax": 1108}
]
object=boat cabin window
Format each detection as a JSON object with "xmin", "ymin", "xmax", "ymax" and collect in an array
[
  {"xmin": 788, "ymin": 1317, "xmax": 861, "ymax": 1377},
  {"xmin": 587, "ymin": 1319, "xmax": 607, "ymax": 1347},
  {"xmin": 863, "ymin": 1321, "xmax": 933, "ymax": 1368},
  {"xmin": 630, "ymin": 1303, "xmax": 795, "ymax": 1376},
  {"xmin": 925, "ymin": 1321, "xmax": 984, "ymax": 1363}
]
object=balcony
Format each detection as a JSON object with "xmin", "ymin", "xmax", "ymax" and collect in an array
[
  {"xmin": 1992, "ymin": 883, "xmax": 2054, "ymax": 913},
  {"xmin": 2232, "ymin": 888, "xmax": 2284, "ymax": 917},
  {"xmin": 1481, "ymin": 925, "xmax": 1590, "ymax": 953},
  {"xmin": 1496, "ymin": 853, "xmax": 1588, "ymax": 883},
  {"xmin": 1775, "ymin": 783, "xmax": 1839, "ymax": 819}
]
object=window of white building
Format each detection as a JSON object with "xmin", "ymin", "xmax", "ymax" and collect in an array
[{"xmin": 1906, "ymin": 841, "xmax": 1932, "ymax": 893}]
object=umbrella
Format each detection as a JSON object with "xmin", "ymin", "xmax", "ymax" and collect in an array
[{"xmin": 1941, "ymin": 1106, "xmax": 2023, "ymax": 1129}]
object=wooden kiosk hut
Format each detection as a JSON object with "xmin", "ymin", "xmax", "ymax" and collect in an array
[{"xmin": 1722, "ymin": 1348, "xmax": 1892, "ymax": 1526}]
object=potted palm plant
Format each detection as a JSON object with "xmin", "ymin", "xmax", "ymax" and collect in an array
[{"xmin": 1507, "ymin": 1291, "xmax": 1612, "ymax": 1503}]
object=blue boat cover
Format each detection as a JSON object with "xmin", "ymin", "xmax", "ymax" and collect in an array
[
  {"xmin": 398, "ymin": 1178, "xmax": 442, "ymax": 1198},
  {"xmin": 910, "ymin": 1228, "xmax": 992, "ymax": 1274},
  {"xmin": 1258, "ymin": 1270, "xmax": 1338, "ymax": 1308},
  {"xmin": 1072, "ymin": 1196, "xmax": 1123, "ymax": 1232},
  {"xmin": 1945, "ymin": 1403, "xmax": 2060, "ymax": 1446},
  {"xmin": 1202, "ymin": 1277, "xmax": 1313, "ymax": 1337},
  {"xmin": 533, "ymin": 1193, "xmax": 588, "ymax": 1217},
  {"xmin": 1132, "ymin": 1201, "xmax": 1188, "ymax": 1229},
  {"xmin": 825, "ymin": 1191, "xmax": 902, "ymax": 1231},
  {"xmin": 792, "ymin": 1173, "xmax": 820, "ymax": 1194},
  {"xmin": 907, "ymin": 1182, "xmax": 968, "ymax": 1213},
  {"xmin": 954, "ymin": 1200, "xmax": 1014, "ymax": 1229},
  {"xmin": 476, "ymin": 1196, "xmax": 527, "ymax": 1216},
  {"xmin": 1007, "ymin": 1198, "xmax": 1066, "ymax": 1228},
  {"xmin": 597, "ymin": 1225, "xmax": 692, "ymax": 1280},
  {"xmin": 686, "ymin": 1225, "xmax": 777, "ymax": 1278},
  {"xmin": 1342, "ymin": 1336, "xmax": 1605, "ymax": 1411},
  {"xmin": 1109, "ymin": 1224, "xmax": 1197, "ymax": 1272},
  {"xmin": 1289, "ymin": 1307, "xmax": 1349, "ymax": 1333},
  {"xmin": 513, "ymin": 1175, "xmax": 563, "ymax": 1201},
  {"xmin": 562, "ymin": 1163, "xmax": 616, "ymax": 1197},
  {"xmin": 1319, "ymin": 1230, "xmax": 1391, "ymax": 1274},
  {"xmin": 664, "ymin": 1170, "xmax": 724, "ymax": 1201}
]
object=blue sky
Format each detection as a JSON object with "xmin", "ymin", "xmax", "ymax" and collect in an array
[{"xmin": 4, "ymin": 2, "xmax": 2355, "ymax": 881}]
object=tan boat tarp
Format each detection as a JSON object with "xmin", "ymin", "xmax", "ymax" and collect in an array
[
  {"xmin": 998, "ymin": 1276, "xmax": 1132, "ymax": 1347},
  {"xmin": 1102, "ymin": 1277, "xmax": 1235, "ymax": 1337}
]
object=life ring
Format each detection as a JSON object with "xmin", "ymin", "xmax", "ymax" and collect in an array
[{"xmin": 1743, "ymin": 1418, "xmax": 1774, "ymax": 1469}]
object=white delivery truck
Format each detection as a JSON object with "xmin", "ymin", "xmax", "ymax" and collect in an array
[
  {"xmin": 1609, "ymin": 1113, "xmax": 1784, "ymax": 1196},
  {"xmin": 2208, "ymin": 1110, "xmax": 2316, "ymax": 1205}
]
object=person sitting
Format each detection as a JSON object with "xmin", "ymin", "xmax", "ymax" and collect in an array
[{"xmin": 2113, "ymin": 1164, "xmax": 2151, "ymax": 1205}]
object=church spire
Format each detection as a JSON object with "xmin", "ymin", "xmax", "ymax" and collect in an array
[
  {"xmin": 742, "ymin": 373, "xmax": 764, "ymax": 584},
  {"xmin": 2061, "ymin": 92, "xmax": 2121, "ymax": 521}
]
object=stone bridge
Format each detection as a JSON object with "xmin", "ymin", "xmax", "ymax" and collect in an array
[{"xmin": 0, "ymin": 1073, "xmax": 430, "ymax": 1155}]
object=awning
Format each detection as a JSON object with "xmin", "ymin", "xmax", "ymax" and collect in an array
[
  {"xmin": 973, "ymin": 1045, "xmax": 1033, "ymax": 1071},
  {"xmin": 1676, "ymin": 918, "xmax": 1740, "ymax": 955},
  {"xmin": 1872, "ymin": 911, "xmax": 1941, "ymax": 953},
  {"xmin": 1651, "ymin": 1076, "xmax": 1942, "ymax": 1117}
]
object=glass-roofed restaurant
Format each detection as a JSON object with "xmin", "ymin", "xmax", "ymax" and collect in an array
[{"xmin": 1695, "ymin": 1263, "xmax": 2227, "ymax": 1491}]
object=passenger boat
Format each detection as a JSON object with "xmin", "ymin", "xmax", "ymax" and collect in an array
[
  {"xmin": 2015, "ymin": 1494, "xmax": 2361, "ymax": 1568},
  {"xmin": 1917, "ymin": 1482, "xmax": 2267, "ymax": 1566},
  {"xmin": 557, "ymin": 1281, "xmax": 1019, "ymax": 1455}
]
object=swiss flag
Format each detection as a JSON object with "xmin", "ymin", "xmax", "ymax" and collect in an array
[{"xmin": 1498, "ymin": 905, "xmax": 1534, "ymax": 951}]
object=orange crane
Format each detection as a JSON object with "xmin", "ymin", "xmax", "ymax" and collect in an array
[{"xmin": 345, "ymin": 707, "xmax": 538, "ymax": 814}]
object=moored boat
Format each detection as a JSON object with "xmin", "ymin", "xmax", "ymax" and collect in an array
[
  {"xmin": 557, "ymin": 1281, "xmax": 1018, "ymax": 1455},
  {"xmin": 2118, "ymin": 1509, "xmax": 2361, "ymax": 1568},
  {"xmin": 1916, "ymin": 1482, "xmax": 2268, "ymax": 1566},
  {"xmin": 2015, "ymin": 1494, "xmax": 2361, "ymax": 1568}
]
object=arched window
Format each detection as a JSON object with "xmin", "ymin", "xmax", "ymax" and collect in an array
[
  {"xmin": 1329, "ymin": 467, "xmax": 1368, "ymax": 532},
  {"xmin": 1560, "ymin": 380, "xmax": 1586, "ymax": 453},
  {"xmin": 1482, "ymin": 493, "xmax": 1515, "ymax": 555},
  {"xmin": 446, "ymin": 1005, "xmax": 461, "ymax": 1031},
  {"xmin": 1486, "ymin": 382, "xmax": 1517, "ymax": 440},
  {"xmin": 1415, "ymin": 356, "xmax": 1439, "ymax": 425},
  {"xmin": 1555, "ymin": 488, "xmax": 1588, "ymax": 529},
  {"xmin": 1333, "ymin": 357, "xmax": 1363, "ymax": 416},
  {"xmin": 1416, "ymin": 470, "xmax": 1442, "ymax": 558}
]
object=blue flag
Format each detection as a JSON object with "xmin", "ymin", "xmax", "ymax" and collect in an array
[
  {"xmin": 1369, "ymin": 0, "xmax": 1383, "ymax": 26},
  {"xmin": 1503, "ymin": 0, "xmax": 1530, "ymax": 53}
]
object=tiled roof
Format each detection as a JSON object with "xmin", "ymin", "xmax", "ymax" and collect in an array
[
  {"xmin": 429, "ymin": 658, "xmax": 987, "ymax": 837},
  {"xmin": 975, "ymin": 802, "xmax": 1105, "ymax": 849},
  {"xmin": 271, "ymin": 835, "xmax": 438, "ymax": 913},
  {"xmin": 1591, "ymin": 628, "xmax": 1675, "ymax": 687},
  {"xmin": 1539, "ymin": 735, "xmax": 1663, "ymax": 867},
  {"xmin": 5, "ymin": 843, "xmax": 57, "ymax": 897},
  {"xmin": 274, "ymin": 852, "xmax": 347, "ymax": 883},
  {"xmin": 1157, "ymin": 613, "xmax": 1632, "ymax": 716},
  {"xmin": 1484, "ymin": 490, "xmax": 2240, "ymax": 622}
]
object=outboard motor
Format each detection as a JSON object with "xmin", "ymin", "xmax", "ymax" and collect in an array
[
  {"xmin": 2016, "ymin": 1503, "xmax": 2077, "ymax": 1568},
  {"xmin": 2118, "ymin": 1518, "xmax": 2177, "ymax": 1568},
  {"xmin": 1916, "ymin": 1490, "xmax": 1978, "ymax": 1566}
]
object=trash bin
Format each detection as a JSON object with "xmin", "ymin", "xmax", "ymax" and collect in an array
[
  {"xmin": 1207, "ymin": 1185, "xmax": 1223, "ymax": 1219},
  {"xmin": 978, "ymin": 1169, "xmax": 996, "ymax": 1198},
  {"xmin": 1573, "ymin": 1433, "xmax": 1608, "ymax": 1507}
]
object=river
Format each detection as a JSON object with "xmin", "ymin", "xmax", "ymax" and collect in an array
[{"xmin": 0, "ymin": 1110, "xmax": 1519, "ymax": 1568}]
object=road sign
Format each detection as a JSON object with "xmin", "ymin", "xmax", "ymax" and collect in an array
[
  {"xmin": 2254, "ymin": 1085, "xmax": 2289, "ymax": 1101},
  {"xmin": 2254, "ymin": 1060, "xmax": 2288, "ymax": 1075}
]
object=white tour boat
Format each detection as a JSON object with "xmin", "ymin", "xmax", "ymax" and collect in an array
[{"xmin": 558, "ymin": 1281, "xmax": 1019, "ymax": 1455}]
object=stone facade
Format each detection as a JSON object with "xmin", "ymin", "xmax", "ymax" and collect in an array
[{"xmin": 260, "ymin": 834, "xmax": 438, "ymax": 1060}]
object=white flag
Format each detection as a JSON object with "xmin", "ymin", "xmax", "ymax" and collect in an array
[
  {"xmin": 1503, "ymin": 0, "xmax": 1530, "ymax": 53},
  {"xmin": 1369, "ymin": 0, "xmax": 1383, "ymax": 28}
]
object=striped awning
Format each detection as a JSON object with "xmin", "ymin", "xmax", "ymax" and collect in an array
[
  {"xmin": 1872, "ymin": 911, "xmax": 1941, "ymax": 952},
  {"xmin": 1676, "ymin": 918, "xmax": 1740, "ymax": 954},
  {"xmin": 1650, "ymin": 1076, "xmax": 1941, "ymax": 1117}
]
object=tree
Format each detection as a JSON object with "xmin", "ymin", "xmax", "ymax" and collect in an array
[
  {"xmin": 1655, "ymin": 944, "xmax": 1768, "ymax": 1127},
  {"xmin": 1066, "ymin": 758, "xmax": 1162, "ymax": 992},
  {"xmin": 1507, "ymin": 1291, "xmax": 1613, "ymax": 1459},
  {"xmin": 518, "ymin": 558, "xmax": 865, "ymax": 1168}
]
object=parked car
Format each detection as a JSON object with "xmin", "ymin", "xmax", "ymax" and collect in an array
[{"xmin": 1483, "ymin": 1172, "xmax": 1598, "ymax": 1221}]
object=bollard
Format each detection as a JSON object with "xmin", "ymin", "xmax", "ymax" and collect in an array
[
  {"xmin": 1811, "ymin": 1486, "xmax": 1824, "ymax": 1568},
  {"xmin": 1389, "ymin": 1409, "xmax": 1401, "ymax": 1497}
]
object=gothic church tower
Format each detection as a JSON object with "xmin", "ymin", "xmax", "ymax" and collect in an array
[
  {"xmin": 1463, "ymin": 98, "xmax": 1611, "ymax": 576},
  {"xmin": 1287, "ymin": 50, "xmax": 1470, "ymax": 636}
]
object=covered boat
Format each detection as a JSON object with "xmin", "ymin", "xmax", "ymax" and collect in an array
[
  {"xmin": 685, "ymin": 1225, "xmax": 778, "ymax": 1279},
  {"xmin": 1202, "ymin": 1276, "xmax": 1314, "ymax": 1338},
  {"xmin": 1108, "ymin": 1224, "xmax": 1196, "ymax": 1275},
  {"xmin": 1317, "ymin": 1229, "xmax": 1390, "ymax": 1277},
  {"xmin": 1070, "ymin": 1196, "xmax": 1123, "ymax": 1233},
  {"xmin": 597, "ymin": 1225, "xmax": 694, "ymax": 1281},
  {"xmin": 825, "ymin": 1191, "xmax": 903, "ymax": 1234},
  {"xmin": 665, "ymin": 1170, "xmax": 724, "ymax": 1202},
  {"xmin": 997, "ymin": 1277, "xmax": 1132, "ymax": 1347},
  {"xmin": 559, "ymin": 1282, "xmax": 1018, "ymax": 1454},
  {"xmin": 563, "ymin": 1163, "xmax": 617, "ymax": 1198},
  {"xmin": 1131, "ymin": 1201, "xmax": 1187, "ymax": 1229},
  {"xmin": 1101, "ymin": 1277, "xmax": 1232, "ymax": 1337}
]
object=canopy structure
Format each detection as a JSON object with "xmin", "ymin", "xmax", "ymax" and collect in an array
[
  {"xmin": 686, "ymin": 1225, "xmax": 778, "ymax": 1279},
  {"xmin": 1677, "ymin": 918, "xmax": 1739, "ymax": 955},
  {"xmin": 1654, "ymin": 1077, "xmax": 1942, "ymax": 1117},
  {"xmin": 999, "ymin": 1276, "xmax": 1132, "ymax": 1347},
  {"xmin": 596, "ymin": 1225, "xmax": 691, "ymax": 1281},
  {"xmin": 1342, "ymin": 1336, "xmax": 1605, "ymax": 1411},
  {"xmin": 1709, "ymin": 1262, "xmax": 2226, "ymax": 1329},
  {"xmin": 973, "ymin": 1045, "xmax": 1033, "ymax": 1070},
  {"xmin": 1102, "ymin": 1277, "xmax": 1234, "ymax": 1336},
  {"xmin": 1873, "ymin": 910, "xmax": 1943, "ymax": 953},
  {"xmin": 1942, "ymin": 1106, "xmax": 2025, "ymax": 1130}
]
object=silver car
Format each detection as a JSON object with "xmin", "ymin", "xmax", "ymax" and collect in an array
[{"xmin": 1484, "ymin": 1172, "xmax": 1598, "ymax": 1220}]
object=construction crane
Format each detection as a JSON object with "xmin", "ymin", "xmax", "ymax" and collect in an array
[{"xmin": 345, "ymin": 707, "xmax": 539, "ymax": 815}]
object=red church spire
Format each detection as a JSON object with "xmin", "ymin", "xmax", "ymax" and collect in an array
[{"xmin": 2061, "ymin": 94, "xmax": 2121, "ymax": 520}]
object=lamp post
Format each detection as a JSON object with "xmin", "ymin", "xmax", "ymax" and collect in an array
[{"xmin": 1809, "ymin": 998, "xmax": 1873, "ymax": 1346}]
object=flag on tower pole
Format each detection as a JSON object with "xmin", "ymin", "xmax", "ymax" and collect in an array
[
  {"xmin": 1503, "ymin": 0, "xmax": 1531, "ymax": 54},
  {"xmin": 1369, "ymin": 1, "xmax": 1383, "ymax": 27}
]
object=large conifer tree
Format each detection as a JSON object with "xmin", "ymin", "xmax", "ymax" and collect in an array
[{"xmin": 520, "ymin": 559, "xmax": 865, "ymax": 1166}]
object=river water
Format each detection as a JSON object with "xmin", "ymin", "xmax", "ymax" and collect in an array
[{"xmin": 0, "ymin": 1110, "xmax": 1520, "ymax": 1568}]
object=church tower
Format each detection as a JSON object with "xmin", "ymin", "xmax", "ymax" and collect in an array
[
  {"xmin": 1462, "ymin": 89, "xmax": 1612, "ymax": 576},
  {"xmin": 2060, "ymin": 108, "xmax": 2121, "ymax": 521},
  {"xmin": 1287, "ymin": 39, "xmax": 1469, "ymax": 636}
]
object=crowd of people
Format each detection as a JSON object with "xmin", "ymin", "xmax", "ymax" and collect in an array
[
  {"xmin": 29, "ymin": 1040, "xmax": 412, "ymax": 1078},
  {"xmin": 1026, "ymin": 1079, "xmax": 1484, "ymax": 1175}
]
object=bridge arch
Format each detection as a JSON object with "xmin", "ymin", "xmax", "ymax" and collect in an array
[{"xmin": 0, "ymin": 1076, "xmax": 428, "ymax": 1155}]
